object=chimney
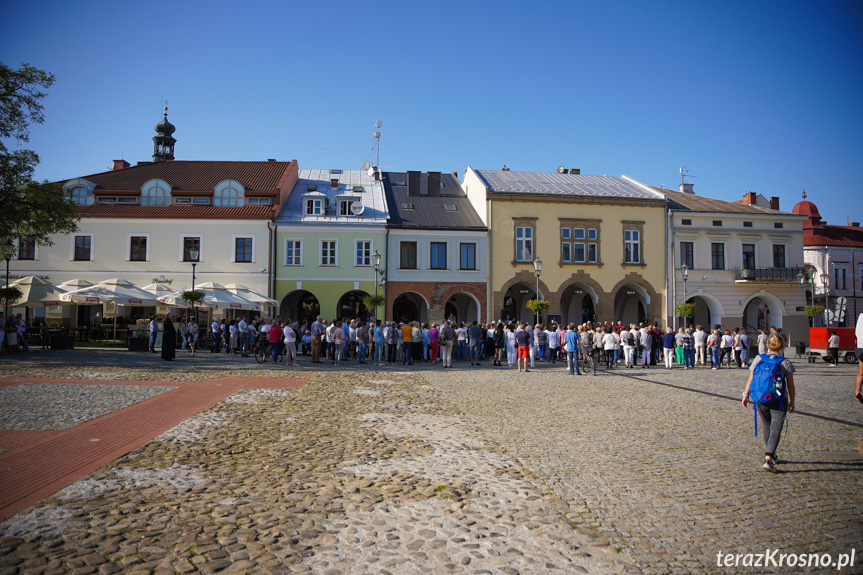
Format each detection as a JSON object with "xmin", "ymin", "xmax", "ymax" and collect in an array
[
  {"xmin": 740, "ymin": 192, "xmax": 756, "ymax": 205},
  {"xmin": 407, "ymin": 171, "xmax": 421, "ymax": 197},
  {"xmin": 850, "ymin": 222, "xmax": 860, "ymax": 227},
  {"xmin": 111, "ymin": 159, "xmax": 130, "ymax": 171},
  {"xmin": 427, "ymin": 172, "xmax": 441, "ymax": 197},
  {"xmin": 330, "ymin": 178, "xmax": 339, "ymax": 189},
  {"xmin": 679, "ymin": 183, "xmax": 695, "ymax": 194},
  {"xmin": 770, "ymin": 196, "xmax": 779, "ymax": 210},
  {"xmin": 571, "ymin": 168, "xmax": 581, "ymax": 175},
  {"xmin": 372, "ymin": 166, "xmax": 380, "ymax": 181}
]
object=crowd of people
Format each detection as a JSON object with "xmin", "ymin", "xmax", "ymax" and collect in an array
[{"xmin": 161, "ymin": 313, "xmax": 793, "ymax": 378}]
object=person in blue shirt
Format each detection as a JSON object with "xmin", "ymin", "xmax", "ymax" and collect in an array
[{"xmin": 564, "ymin": 324, "xmax": 581, "ymax": 375}]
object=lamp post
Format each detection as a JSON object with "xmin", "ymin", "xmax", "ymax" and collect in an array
[
  {"xmin": 680, "ymin": 264, "xmax": 689, "ymax": 328},
  {"xmin": 820, "ymin": 272, "xmax": 830, "ymax": 327},
  {"xmin": 189, "ymin": 248, "xmax": 199, "ymax": 324},
  {"xmin": 533, "ymin": 257, "xmax": 543, "ymax": 326},
  {"xmin": 372, "ymin": 250, "xmax": 383, "ymax": 320}
]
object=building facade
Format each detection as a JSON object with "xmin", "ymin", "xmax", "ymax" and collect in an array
[
  {"xmin": 381, "ymin": 170, "xmax": 487, "ymax": 325},
  {"xmin": 274, "ymin": 169, "xmax": 388, "ymax": 324},
  {"xmin": 661, "ymin": 186, "xmax": 808, "ymax": 340},
  {"xmin": 463, "ymin": 167, "xmax": 667, "ymax": 326},
  {"xmin": 792, "ymin": 193, "xmax": 863, "ymax": 328}
]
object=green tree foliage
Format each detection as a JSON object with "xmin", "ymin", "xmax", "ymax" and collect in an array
[{"xmin": 0, "ymin": 62, "xmax": 78, "ymax": 257}]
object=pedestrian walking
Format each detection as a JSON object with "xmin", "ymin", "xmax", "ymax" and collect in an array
[{"xmin": 161, "ymin": 313, "xmax": 176, "ymax": 361}]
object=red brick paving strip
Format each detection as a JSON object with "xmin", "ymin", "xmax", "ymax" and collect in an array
[{"xmin": 0, "ymin": 377, "xmax": 305, "ymax": 523}]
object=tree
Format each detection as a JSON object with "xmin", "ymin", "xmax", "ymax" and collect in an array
[{"xmin": 0, "ymin": 62, "xmax": 78, "ymax": 257}]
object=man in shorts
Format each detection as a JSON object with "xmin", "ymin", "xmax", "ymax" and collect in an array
[{"xmin": 515, "ymin": 325, "xmax": 531, "ymax": 373}]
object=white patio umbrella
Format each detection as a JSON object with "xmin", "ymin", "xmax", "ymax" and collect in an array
[
  {"xmin": 157, "ymin": 282, "xmax": 261, "ymax": 313},
  {"xmin": 55, "ymin": 279, "xmax": 161, "ymax": 341},
  {"xmin": 224, "ymin": 283, "xmax": 278, "ymax": 307},
  {"xmin": 141, "ymin": 283, "xmax": 176, "ymax": 295},
  {"xmin": 5, "ymin": 276, "xmax": 56, "ymax": 306}
]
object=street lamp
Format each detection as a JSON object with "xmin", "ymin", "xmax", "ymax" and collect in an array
[
  {"xmin": 189, "ymin": 248, "xmax": 199, "ymax": 324},
  {"xmin": 533, "ymin": 257, "xmax": 542, "ymax": 325},
  {"xmin": 820, "ymin": 272, "xmax": 831, "ymax": 327},
  {"xmin": 372, "ymin": 250, "xmax": 383, "ymax": 320},
  {"xmin": 681, "ymin": 263, "xmax": 689, "ymax": 328},
  {"xmin": 797, "ymin": 271, "xmax": 810, "ymax": 308}
]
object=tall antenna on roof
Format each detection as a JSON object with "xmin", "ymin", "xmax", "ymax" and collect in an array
[
  {"xmin": 364, "ymin": 115, "xmax": 382, "ymax": 177},
  {"xmin": 680, "ymin": 166, "xmax": 698, "ymax": 185}
]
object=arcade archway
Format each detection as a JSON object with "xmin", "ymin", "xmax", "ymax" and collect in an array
[
  {"xmin": 337, "ymin": 290, "xmax": 370, "ymax": 322},
  {"xmin": 393, "ymin": 292, "xmax": 429, "ymax": 324},
  {"xmin": 279, "ymin": 290, "xmax": 320, "ymax": 324}
]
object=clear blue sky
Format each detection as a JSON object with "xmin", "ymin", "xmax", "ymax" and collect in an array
[{"xmin": 3, "ymin": 0, "xmax": 862, "ymax": 224}]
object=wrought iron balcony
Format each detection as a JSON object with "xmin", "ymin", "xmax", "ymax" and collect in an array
[{"xmin": 733, "ymin": 267, "xmax": 806, "ymax": 282}]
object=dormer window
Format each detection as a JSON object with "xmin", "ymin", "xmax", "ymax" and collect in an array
[
  {"xmin": 353, "ymin": 185, "xmax": 364, "ymax": 192},
  {"xmin": 63, "ymin": 178, "xmax": 96, "ymax": 206},
  {"xmin": 307, "ymin": 185, "xmax": 317, "ymax": 192},
  {"xmin": 339, "ymin": 200, "xmax": 353, "ymax": 216},
  {"xmin": 141, "ymin": 179, "xmax": 171, "ymax": 206},
  {"xmin": 214, "ymin": 180, "xmax": 245, "ymax": 207},
  {"xmin": 306, "ymin": 198, "xmax": 324, "ymax": 215}
]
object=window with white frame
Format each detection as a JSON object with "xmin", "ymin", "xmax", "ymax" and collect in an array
[
  {"xmin": 563, "ymin": 224, "xmax": 599, "ymax": 263},
  {"xmin": 772, "ymin": 244, "xmax": 786, "ymax": 269},
  {"xmin": 16, "ymin": 238, "xmax": 36, "ymax": 260},
  {"xmin": 71, "ymin": 234, "xmax": 94, "ymax": 261},
  {"xmin": 624, "ymin": 229, "xmax": 641, "ymax": 264},
  {"xmin": 515, "ymin": 226, "xmax": 533, "ymax": 262},
  {"xmin": 284, "ymin": 239, "xmax": 302, "ymax": 266},
  {"xmin": 355, "ymin": 240, "xmax": 371, "ymax": 267},
  {"xmin": 128, "ymin": 234, "xmax": 149, "ymax": 262},
  {"xmin": 234, "ymin": 237, "xmax": 253, "ymax": 263},
  {"xmin": 305, "ymin": 198, "xmax": 324, "ymax": 215},
  {"xmin": 340, "ymin": 199, "xmax": 358, "ymax": 216},
  {"xmin": 66, "ymin": 186, "xmax": 94, "ymax": 206},
  {"xmin": 711, "ymin": 242, "xmax": 725, "ymax": 270},
  {"xmin": 182, "ymin": 236, "xmax": 201, "ymax": 262},
  {"xmin": 320, "ymin": 240, "xmax": 337, "ymax": 266}
]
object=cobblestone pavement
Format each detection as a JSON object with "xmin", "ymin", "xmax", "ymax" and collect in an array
[
  {"xmin": 433, "ymin": 359, "xmax": 863, "ymax": 573},
  {"xmin": 0, "ymin": 350, "xmax": 636, "ymax": 574}
]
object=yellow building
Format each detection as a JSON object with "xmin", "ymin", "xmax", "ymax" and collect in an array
[{"xmin": 463, "ymin": 167, "xmax": 667, "ymax": 326}]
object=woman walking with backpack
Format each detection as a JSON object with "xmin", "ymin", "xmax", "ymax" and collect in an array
[{"xmin": 741, "ymin": 334, "xmax": 796, "ymax": 472}]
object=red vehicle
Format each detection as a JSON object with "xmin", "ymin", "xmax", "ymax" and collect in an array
[{"xmin": 809, "ymin": 327, "xmax": 858, "ymax": 364}]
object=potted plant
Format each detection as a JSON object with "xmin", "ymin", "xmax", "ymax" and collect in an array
[
  {"xmin": 362, "ymin": 294, "xmax": 386, "ymax": 318},
  {"xmin": 675, "ymin": 302, "xmax": 697, "ymax": 319},
  {"xmin": 804, "ymin": 304, "xmax": 824, "ymax": 326},
  {"xmin": 181, "ymin": 289, "xmax": 205, "ymax": 305},
  {"xmin": 127, "ymin": 320, "xmax": 151, "ymax": 352},
  {"xmin": 525, "ymin": 299, "xmax": 550, "ymax": 320}
]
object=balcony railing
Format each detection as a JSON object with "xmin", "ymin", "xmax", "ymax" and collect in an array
[{"xmin": 733, "ymin": 266, "xmax": 806, "ymax": 282}]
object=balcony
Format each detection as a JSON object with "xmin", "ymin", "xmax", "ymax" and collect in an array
[{"xmin": 734, "ymin": 266, "xmax": 806, "ymax": 283}]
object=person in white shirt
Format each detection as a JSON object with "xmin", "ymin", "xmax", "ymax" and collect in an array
[
  {"xmin": 546, "ymin": 324, "xmax": 559, "ymax": 363},
  {"xmin": 211, "ymin": 318, "xmax": 221, "ymax": 353},
  {"xmin": 187, "ymin": 319, "xmax": 199, "ymax": 355},
  {"xmin": 238, "ymin": 316, "xmax": 249, "ymax": 357},
  {"xmin": 325, "ymin": 321, "xmax": 336, "ymax": 361},
  {"xmin": 283, "ymin": 321, "xmax": 298, "ymax": 366},
  {"xmin": 621, "ymin": 326, "xmax": 637, "ymax": 368},
  {"xmin": 693, "ymin": 325, "xmax": 707, "ymax": 366},
  {"xmin": 601, "ymin": 328, "xmax": 618, "ymax": 369}
]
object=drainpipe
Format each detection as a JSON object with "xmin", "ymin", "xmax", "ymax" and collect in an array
[
  {"xmin": 667, "ymin": 207, "xmax": 675, "ymax": 330},
  {"xmin": 268, "ymin": 221, "xmax": 275, "ymax": 302},
  {"xmin": 383, "ymin": 225, "xmax": 389, "ymax": 322},
  {"xmin": 487, "ymin": 194, "xmax": 493, "ymax": 322}
]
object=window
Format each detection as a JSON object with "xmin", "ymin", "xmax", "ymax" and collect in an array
[
  {"xmin": 516, "ymin": 227, "xmax": 533, "ymax": 261},
  {"xmin": 460, "ymin": 243, "xmax": 476, "ymax": 270},
  {"xmin": 681, "ymin": 219, "xmax": 692, "ymax": 226},
  {"xmin": 99, "ymin": 196, "xmax": 137, "ymax": 204},
  {"xmin": 713, "ymin": 220, "xmax": 723, "ymax": 227},
  {"xmin": 624, "ymin": 230, "xmax": 641, "ymax": 264},
  {"xmin": 285, "ymin": 239, "xmax": 302, "ymax": 266},
  {"xmin": 320, "ymin": 240, "xmax": 337, "ymax": 266},
  {"xmin": 561, "ymin": 221, "xmax": 599, "ymax": 264},
  {"xmin": 835, "ymin": 265, "xmax": 848, "ymax": 290},
  {"xmin": 17, "ymin": 238, "xmax": 35, "ymax": 260},
  {"xmin": 305, "ymin": 198, "xmax": 323, "ymax": 215},
  {"xmin": 562, "ymin": 243, "xmax": 572, "ymax": 262},
  {"xmin": 444, "ymin": 205, "xmax": 458, "ymax": 211},
  {"xmin": 74, "ymin": 236, "xmax": 92, "ymax": 261},
  {"xmin": 400, "ymin": 241, "xmax": 417, "ymax": 269},
  {"xmin": 246, "ymin": 197, "xmax": 271, "ymax": 205},
  {"xmin": 430, "ymin": 242, "xmax": 447, "ymax": 270},
  {"xmin": 680, "ymin": 241, "xmax": 694, "ymax": 269},
  {"xmin": 401, "ymin": 202, "xmax": 414, "ymax": 210},
  {"xmin": 742, "ymin": 244, "xmax": 756, "ymax": 269},
  {"xmin": 306, "ymin": 185, "xmax": 317, "ymax": 192},
  {"xmin": 66, "ymin": 186, "xmax": 94, "ymax": 206},
  {"xmin": 235, "ymin": 238, "xmax": 253, "ymax": 263},
  {"xmin": 562, "ymin": 228, "xmax": 571, "ymax": 240},
  {"xmin": 772, "ymin": 244, "xmax": 786, "ymax": 269},
  {"xmin": 355, "ymin": 240, "xmax": 371, "ymax": 267},
  {"xmin": 711, "ymin": 243, "xmax": 725, "ymax": 270},
  {"xmin": 774, "ymin": 222, "xmax": 784, "ymax": 229},
  {"xmin": 183, "ymin": 237, "xmax": 201, "ymax": 262},
  {"xmin": 340, "ymin": 200, "xmax": 354, "ymax": 216},
  {"xmin": 214, "ymin": 180, "xmax": 244, "ymax": 207},
  {"xmin": 130, "ymin": 236, "xmax": 148, "ymax": 262},
  {"xmin": 743, "ymin": 221, "xmax": 753, "ymax": 228}
]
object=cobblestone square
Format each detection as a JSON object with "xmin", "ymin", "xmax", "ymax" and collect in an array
[{"xmin": 0, "ymin": 349, "xmax": 860, "ymax": 573}]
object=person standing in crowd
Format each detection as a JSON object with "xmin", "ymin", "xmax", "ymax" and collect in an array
[
  {"xmin": 515, "ymin": 323, "xmax": 531, "ymax": 373},
  {"xmin": 373, "ymin": 320, "xmax": 385, "ymax": 365},
  {"xmin": 238, "ymin": 316, "xmax": 249, "ymax": 357},
  {"xmin": 640, "ymin": 324, "xmax": 653, "ymax": 368},
  {"xmin": 310, "ymin": 315, "xmax": 325, "ymax": 364},
  {"xmin": 283, "ymin": 320, "xmax": 298, "ymax": 367},
  {"xmin": 149, "ymin": 314, "xmax": 159, "ymax": 353},
  {"xmin": 429, "ymin": 323, "xmax": 440, "ymax": 364},
  {"xmin": 828, "ymin": 330, "xmax": 840, "ymax": 367},
  {"xmin": 662, "ymin": 327, "xmax": 676, "ymax": 369},
  {"xmin": 602, "ymin": 327, "xmax": 617, "ymax": 369},
  {"xmin": 565, "ymin": 323, "xmax": 581, "ymax": 375},
  {"xmin": 721, "ymin": 329, "xmax": 734, "ymax": 368},
  {"xmin": 356, "ymin": 321, "xmax": 368, "ymax": 364},
  {"xmin": 333, "ymin": 320, "xmax": 346, "ymax": 365},
  {"xmin": 211, "ymin": 317, "xmax": 221, "ymax": 353},
  {"xmin": 269, "ymin": 319, "xmax": 283, "ymax": 364},
  {"xmin": 757, "ymin": 327, "xmax": 769, "ymax": 355},
  {"xmin": 161, "ymin": 313, "xmax": 176, "ymax": 361},
  {"xmin": 547, "ymin": 323, "xmax": 559, "ymax": 363},
  {"xmin": 457, "ymin": 323, "xmax": 468, "ymax": 361},
  {"xmin": 441, "ymin": 320, "xmax": 457, "ymax": 368},
  {"xmin": 187, "ymin": 317, "xmax": 198, "ymax": 355},
  {"xmin": 693, "ymin": 325, "xmax": 707, "ymax": 367},
  {"xmin": 622, "ymin": 324, "xmax": 637, "ymax": 368},
  {"xmin": 707, "ymin": 328, "xmax": 721, "ymax": 369},
  {"xmin": 468, "ymin": 321, "xmax": 483, "ymax": 366},
  {"xmin": 682, "ymin": 327, "xmax": 694, "ymax": 369},
  {"xmin": 738, "ymin": 328, "xmax": 750, "ymax": 368},
  {"xmin": 179, "ymin": 317, "xmax": 188, "ymax": 350}
]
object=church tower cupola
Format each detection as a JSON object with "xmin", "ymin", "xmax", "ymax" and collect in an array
[{"xmin": 152, "ymin": 106, "xmax": 176, "ymax": 162}]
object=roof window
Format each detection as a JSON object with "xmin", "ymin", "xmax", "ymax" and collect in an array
[
  {"xmin": 307, "ymin": 185, "xmax": 317, "ymax": 192},
  {"xmin": 445, "ymin": 205, "xmax": 458, "ymax": 211},
  {"xmin": 330, "ymin": 169, "xmax": 342, "ymax": 175},
  {"xmin": 401, "ymin": 202, "xmax": 414, "ymax": 210}
]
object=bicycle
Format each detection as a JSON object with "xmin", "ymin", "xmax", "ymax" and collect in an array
[{"xmin": 254, "ymin": 339, "xmax": 272, "ymax": 364}]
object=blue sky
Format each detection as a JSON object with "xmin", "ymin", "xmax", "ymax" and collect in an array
[{"xmin": 3, "ymin": 0, "xmax": 862, "ymax": 224}]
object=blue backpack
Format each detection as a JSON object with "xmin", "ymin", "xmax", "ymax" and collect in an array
[{"xmin": 749, "ymin": 353, "xmax": 786, "ymax": 436}]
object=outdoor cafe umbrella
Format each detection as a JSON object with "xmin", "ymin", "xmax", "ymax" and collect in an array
[
  {"xmin": 5, "ymin": 276, "xmax": 55, "ymax": 306},
  {"xmin": 53, "ymin": 278, "xmax": 160, "ymax": 341},
  {"xmin": 157, "ymin": 282, "xmax": 261, "ymax": 313},
  {"xmin": 223, "ymin": 283, "xmax": 278, "ymax": 307}
]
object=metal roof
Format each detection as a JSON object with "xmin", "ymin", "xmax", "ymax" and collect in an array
[
  {"xmin": 475, "ymin": 170, "xmax": 664, "ymax": 200},
  {"xmin": 276, "ymin": 169, "xmax": 389, "ymax": 224},
  {"xmin": 656, "ymin": 187, "xmax": 801, "ymax": 216},
  {"xmin": 382, "ymin": 172, "xmax": 486, "ymax": 230}
]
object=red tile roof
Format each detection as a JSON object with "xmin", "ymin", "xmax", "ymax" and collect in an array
[
  {"xmin": 804, "ymin": 224, "xmax": 863, "ymax": 248},
  {"xmin": 63, "ymin": 160, "xmax": 295, "ymax": 194},
  {"xmin": 78, "ymin": 204, "xmax": 275, "ymax": 219}
]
